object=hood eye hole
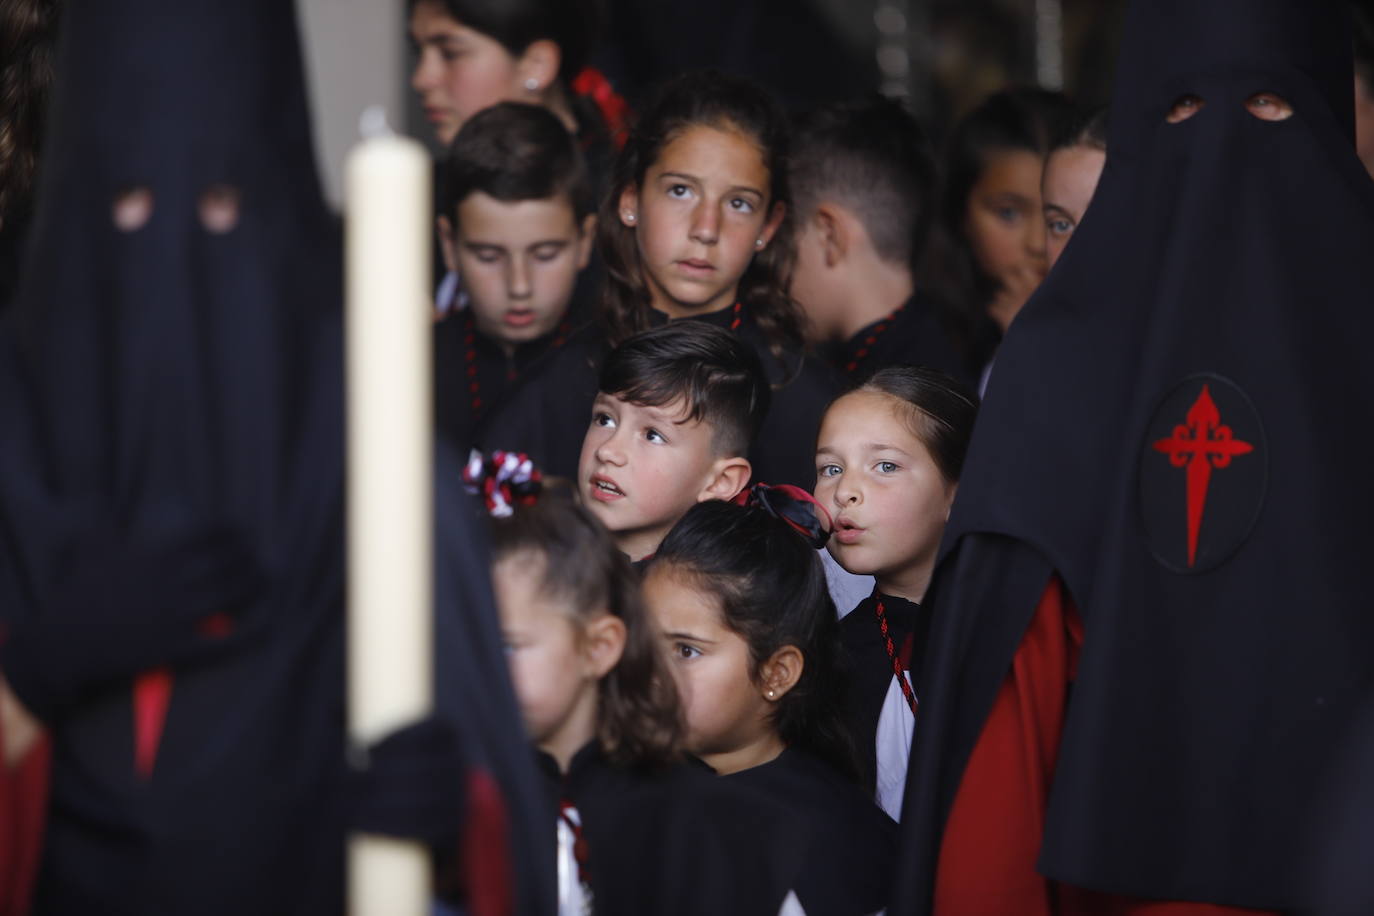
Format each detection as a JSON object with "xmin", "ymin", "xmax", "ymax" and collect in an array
[
  {"xmin": 1165, "ymin": 94, "xmax": 1205, "ymax": 124},
  {"xmin": 199, "ymin": 185, "xmax": 242, "ymax": 234},
  {"xmin": 1245, "ymin": 92, "xmax": 1294, "ymax": 122},
  {"xmin": 112, "ymin": 187, "xmax": 154, "ymax": 232}
]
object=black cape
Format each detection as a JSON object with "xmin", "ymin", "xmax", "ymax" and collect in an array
[
  {"xmin": 477, "ymin": 303, "xmax": 840, "ymax": 490},
  {"xmin": 894, "ymin": 0, "xmax": 1374, "ymax": 909},
  {"xmin": 0, "ymin": 2, "xmax": 553, "ymax": 912},
  {"xmin": 829, "ymin": 293, "xmax": 972, "ymax": 389}
]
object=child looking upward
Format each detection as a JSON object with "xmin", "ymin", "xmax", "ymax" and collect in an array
[
  {"xmin": 433, "ymin": 102, "xmax": 596, "ymax": 453},
  {"xmin": 578, "ymin": 321, "xmax": 768, "ymax": 562}
]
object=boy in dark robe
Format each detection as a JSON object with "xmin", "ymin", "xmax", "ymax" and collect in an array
[{"xmin": 892, "ymin": 0, "xmax": 1374, "ymax": 913}]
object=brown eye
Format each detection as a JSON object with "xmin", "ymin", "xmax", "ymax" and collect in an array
[
  {"xmin": 1166, "ymin": 94, "xmax": 1205, "ymax": 124},
  {"xmin": 112, "ymin": 187, "xmax": 154, "ymax": 232},
  {"xmin": 198, "ymin": 184, "xmax": 242, "ymax": 234},
  {"xmin": 1244, "ymin": 92, "xmax": 1294, "ymax": 122}
]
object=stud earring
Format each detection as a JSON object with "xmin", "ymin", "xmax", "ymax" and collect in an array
[
  {"xmin": 524, "ymin": 77, "xmax": 540, "ymax": 91},
  {"xmin": 754, "ymin": 238, "xmax": 764, "ymax": 249},
  {"xmin": 623, "ymin": 211, "xmax": 636, "ymax": 224},
  {"xmin": 766, "ymin": 689, "xmax": 776, "ymax": 699}
]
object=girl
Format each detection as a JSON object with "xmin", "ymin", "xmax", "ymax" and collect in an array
[
  {"xmin": 813, "ymin": 366, "xmax": 978, "ymax": 818},
  {"xmin": 600, "ymin": 69, "xmax": 839, "ymax": 489},
  {"xmin": 644, "ymin": 488, "xmax": 897, "ymax": 916},
  {"xmin": 478, "ymin": 463, "xmax": 797, "ymax": 915},
  {"xmin": 478, "ymin": 70, "xmax": 840, "ymax": 489},
  {"xmin": 1042, "ymin": 107, "xmax": 1108, "ymax": 269},
  {"xmin": 921, "ymin": 87, "xmax": 1074, "ymax": 390}
]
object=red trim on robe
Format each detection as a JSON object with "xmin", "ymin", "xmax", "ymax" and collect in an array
[
  {"xmin": 462, "ymin": 767, "xmax": 515, "ymax": 916},
  {"xmin": 933, "ymin": 575, "xmax": 1273, "ymax": 916},
  {"xmin": 1, "ymin": 725, "xmax": 50, "ymax": 916},
  {"xmin": 133, "ymin": 667, "xmax": 174, "ymax": 780}
]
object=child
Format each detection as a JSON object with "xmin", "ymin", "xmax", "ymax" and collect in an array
[
  {"xmin": 788, "ymin": 97, "xmax": 971, "ymax": 387},
  {"xmin": 644, "ymin": 489, "xmax": 898, "ymax": 916},
  {"xmin": 814, "ymin": 366, "xmax": 977, "ymax": 819},
  {"xmin": 920, "ymin": 88, "xmax": 1074, "ymax": 390},
  {"xmin": 579, "ymin": 321, "xmax": 767, "ymax": 562},
  {"xmin": 482, "ymin": 475, "xmax": 801, "ymax": 915},
  {"xmin": 479, "ymin": 70, "xmax": 840, "ymax": 490},
  {"xmin": 432, "ymin": 102, "xmax": 596, "ymax": 454},
  {"xmin": 1042, "ymin": 107, "xmax": 1108, "ymax": 269}
]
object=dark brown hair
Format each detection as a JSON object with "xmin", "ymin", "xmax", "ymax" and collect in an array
[
  {"xmin": 651, "ymin": 499, "xmax": 858, "ymax": 782},
  {"xmin": 598, "ymin": 321, "xmax": 770, "ymax": 458},
  {"xmin": 597, "ymin": 70, "xmax": 804, "ymax": 361},
  {"xmin": 853, "ymin": 365, "xmax": 979, "ymax": 483},
  {"xmin": 489, "ymin": 489, "xmax": 682, "ymax": 767},
  {"xmin": 0, "ymin": 0, "xmax": 59, "ymax": 226}
]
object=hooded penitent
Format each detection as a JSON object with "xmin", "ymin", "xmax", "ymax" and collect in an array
[
  {"xmin": 0, "ymin": 2, "xmax": 552, "ymax": 913},
  {"xmin": 893, "ymin": 0, "xmax": 1374, "ymax": 910}
]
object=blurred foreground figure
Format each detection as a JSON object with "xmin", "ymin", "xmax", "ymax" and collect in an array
[
  {"xmin": 0, "ymin": 2, "xmax": 552, "ymax": 913},
  {"xmin": 893, "ymin": 0, "xmax": 1374, "ymax": 913}
]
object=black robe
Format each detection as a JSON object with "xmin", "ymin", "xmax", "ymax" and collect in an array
[
  {"xmin": 892, "ymin": 0, "xmax": 1374, "ymax": 911},
  {"xmin": 0, "ymin": 2, "xmax": 553, "ymax": 912},
  {"xmin": 477, "ymin": 302, "xmax": 841, "ymax": 490},
  {"xmin": 838, "ymin": 592, "xmax": 929, "ymax": 797},
  {"xmin": 829, "ymin": 293, "xmax": 972, "ymax": 389},
  {"xmin": 541, "ymin": 742, "xmax": 804, "ymax": 915},
  {"xmin": 726, "ymin": 746, "xmax": 898, "ymax": 916}
]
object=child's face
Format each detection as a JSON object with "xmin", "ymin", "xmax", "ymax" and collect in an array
[
  {"xmin": 617, "ymin": 124, "xmax": 784, "ymax": 318},
  {"xmin": 577, "ymin": 393, "xmax": 729, "ymax": 562},
  {"xmin": 963, "ymin": 148, "xmax": 1049, "ymax": 329},
  {"xmin": 643, "ymin": 563, "xmax": 773, "ymax": 764},
  {"xmin": 440, "ymin": 193, "xmax": 593, "ymax": 349},
  {"xmin": 493, "ymin": 552, "xmax": 603, "ymax": 764},
  {"xmin": 814, "ymin": 390, "xmax": 957, "ymax": 601},
  {"xmin": 1042, "ymin": 145, "xmax": 1106, "ymax": 269},
  {"xmin": 409, "ymin": 0, "xmax": 525, "ymax": 146}
]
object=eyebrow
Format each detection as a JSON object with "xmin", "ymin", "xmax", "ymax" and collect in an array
[{"xmin": 664, "ymin": 630, "xmax": 716, "ymax": 645}]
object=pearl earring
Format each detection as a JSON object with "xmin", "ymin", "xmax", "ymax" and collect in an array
[
  {"xmin": 766, "ymin": 689, "xmax": 776, "ymax": 699},
  {"xmin": 623, "ymin": 211, "xmax": 636, "ymax": 224},
  {"xmin": 755, "ymin": 238, "xmax": 764, "ymax": 249},
  {"xmin": 524, "ymin": 77, "xmax": 540, "ymax": 91}
]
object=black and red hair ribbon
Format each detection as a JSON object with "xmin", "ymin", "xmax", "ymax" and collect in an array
[
  {"xmin": 463, "ymin": 450, "xmax": 542, "ymax": 518},
  {"xmin": 732, "ymin": 483, "xmax": 833, "ymax": 548},
  {"xmin": 571, "ymin": 66, "xmax": 630, "ymax": 149}
]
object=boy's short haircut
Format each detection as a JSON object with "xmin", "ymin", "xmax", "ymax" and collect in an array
[
  {"xmin": 440, "ymin": 101, "xmax": 595, "ymax": 221},
  {"xmin": 598, "ymin": 322, "xmax": 771, "ymax": 459},
  {"xmin": 790, "ymin": 96, "xmax": 937, "ymax": 269}
]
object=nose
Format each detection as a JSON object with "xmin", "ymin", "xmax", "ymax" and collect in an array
[
  {"xmin": 411, "ymin": 50, "xmax": 437, "ymax": 93},
  {"xmin": 507, "ymin": 256, "xmax": 532, "ymax": 301},
  {"xmin": 831, "ymin": 473, "xmax": 860, "ymax": 508},
  {"xmin": 594, "ymin": 427, "xmax": 626, "ymax": 466},
  {"xmin": 689, "ymin": 202, "xmax": 720, "ymax": 246}
]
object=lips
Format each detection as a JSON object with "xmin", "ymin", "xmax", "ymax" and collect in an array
[
  {"xmin": 588, "ymin": 474, "xmax": 625, "ymax": 503},
  {"xmin": 503, "ymin": 309, "xmax": 536, "ymax": 328},
  {"xmin": 834, "ymin": 517, "xmax": 864, "ymax": 545},
  {"xmin": 675, "ymin": 258, "xmax": 716, "ymax": 276}
]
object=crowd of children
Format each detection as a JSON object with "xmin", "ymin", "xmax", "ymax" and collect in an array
[{"xmin": 4, "ymin": 0, "xmax": 1374, "ymax": 913}]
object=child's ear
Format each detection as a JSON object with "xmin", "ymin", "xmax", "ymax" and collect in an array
[
  {"xmin": 516, "ymin": 39, "xmax": 561, "ymax": 96},
  {"xmin": 581, "ymin": 613, "xmax": 627, "ymax": 680},
  {"xmin": 617, "ymin": 186, "xmax": 639, "ymax": 228},
  {"xmin": 436, "ymin": 214, "xmax": 458, "ymax": 274},
  {"xmin": 815, "ymin": 203, "xmax": 847, "ymax": 268},
  {"xmin": 756, "ymin": 200, "xmax": 786, "ymax": 251},
  {"xmin": 698, "ymin": 456, "xmax": 752, "ymax": 503},
  {"xmin": 574, "ymin": 213, "xmax": 597, "ymax": 269},
  {"xmin": 759, "ymin": 645, "xmax": 805, "ymax": 701}
]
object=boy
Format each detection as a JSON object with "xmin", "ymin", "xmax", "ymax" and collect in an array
[
  {"xmin": 788, "ymin": 97, "xmax": 969, "ymax": 387},
  {"xmin": 433, "ymin": 101, "xmax": 596, "ymax": 453},
  {"xmin": 578, "ymin": 322, "xmax": 768, "ymax": 562}
]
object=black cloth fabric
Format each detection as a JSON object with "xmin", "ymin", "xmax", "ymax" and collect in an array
[
  {"xmin": 894, "ymin": 0, "xmax": 1374, "ymax": 910},
  {"xmin": 829, "ymin": 293, "xmax": 973, "ymax": 389},
  {"xmin": 726, "ymin": 746, "xmax": 898, "ymax": 916},
  {"xmin": 433, "ymin": 297, "xmax": 591, "ymax": 456},
  {"xmin": 838, "ymin": 592, "xmax": 929, "ymax": 795},
  {"xmin": 476, "ymin": 303, "xmax": 840, "ymax": 490},
  {"xmin": 541, "ymin": 742, "xmax": 803, "ymax": 915},
  {"xmin": 0, "ymin": 2, "xmax": 552, "ymax": 913}
]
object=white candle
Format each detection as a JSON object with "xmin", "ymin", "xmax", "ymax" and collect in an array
[{"xmin": 344, "ymin": 109, "xmax": 433, "ymax": 916}]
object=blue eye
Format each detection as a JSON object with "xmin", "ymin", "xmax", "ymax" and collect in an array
[
  {"xmin": 817, "ymin": 463, "xmax": 841, "ymax": 478},
  {"xmin": 876, "ymin": 460, "xmax": 898, "ymax": 473},
  {"xmin": 1046, "ymin": 217, "xmax": 1073, "ymax": 236}
]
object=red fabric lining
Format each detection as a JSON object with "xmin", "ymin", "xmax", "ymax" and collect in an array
[
  {"xmin": 0, "ymin": 720, "xmax": 50, "ymax": 916},
  {"xmin": 932, "ymin": 575, "xmax": 1272, "ymax": 916},
  {"xmin": 133, "ymin": 667, "xmax": 173, "ymax": 780},
  {"xmin": 462, "ymin": 767, "xmax": 514, "ymax": 916}
]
